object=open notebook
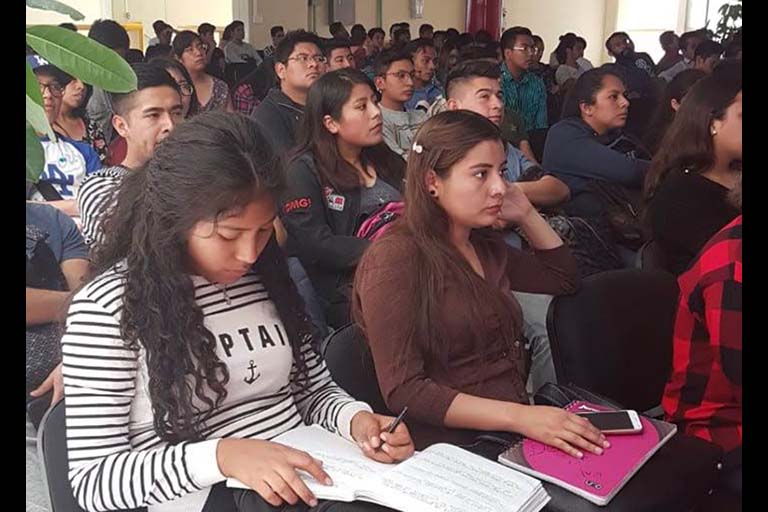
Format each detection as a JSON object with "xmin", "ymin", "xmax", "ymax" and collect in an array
[
  {"xmin": 228, "ymin": 425, "xmax": 550, "ymax": 512},
  {"xmin": 498, "ymin": 401, "xmax": 677, "ymax": 506}
]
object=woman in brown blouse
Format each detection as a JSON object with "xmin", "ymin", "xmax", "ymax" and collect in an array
[{"xmin": 353, "ymin": 110, "xmax": 609, "ymax": 457}]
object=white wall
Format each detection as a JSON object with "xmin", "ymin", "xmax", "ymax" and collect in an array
[
  {"xmin": 26, "ymin": 0, "xmax": 104, "ymax": 25},
  {"xmin": 502, "ymin": 0, "xmax": 608, "ymax": 65}
]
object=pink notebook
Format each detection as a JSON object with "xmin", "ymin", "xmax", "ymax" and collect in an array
[{"xmin": 497, "ymin": 401, "xmax": 677, "ymax": 506}]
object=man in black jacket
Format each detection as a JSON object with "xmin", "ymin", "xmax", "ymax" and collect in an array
[{"xmin": 251, "ymin": 30, "xmax": 326, "ymax": 152}]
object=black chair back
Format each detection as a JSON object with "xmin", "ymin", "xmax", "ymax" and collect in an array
[
  {"xmin": 321, "ymin": 323, "xmax": 392, "ymax": 415},
  {"xmin": 546, "ymin": 269, "xmax": 679, "ymax": 414},
  {"xmin": 38, "ymin": 400, "xmax": 145, "ymax": 512}
]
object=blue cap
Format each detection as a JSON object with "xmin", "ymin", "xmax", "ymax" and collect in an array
[{"xmin": 26, "ymin": 54, "xmax": 50, "ymax": 69}]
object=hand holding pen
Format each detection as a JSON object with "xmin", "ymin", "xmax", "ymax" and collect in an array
[{"xmin": 350, "ymin": 407, "xmax": 414, "ymax": 464}]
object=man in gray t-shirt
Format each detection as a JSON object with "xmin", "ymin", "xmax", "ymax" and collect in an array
[{"xmin": 374, "ymin": 50, "xmax": 427, "ymax": 159}]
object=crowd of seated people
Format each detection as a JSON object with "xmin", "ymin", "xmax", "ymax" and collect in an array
[{"xmin": 25, "ymin": 15, "xmax": 741, "ymax": 512}]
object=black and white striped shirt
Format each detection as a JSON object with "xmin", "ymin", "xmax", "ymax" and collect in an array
[
  {"xmin": 77, "ymin": 166, "xmax": 127, "ymax": 246},
  {"xmin": 62, "ymin": 266, "xmax": 371, "ymax": 512}
]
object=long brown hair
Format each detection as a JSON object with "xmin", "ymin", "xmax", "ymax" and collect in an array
[
  {"xmin": 644, "ymin": 62, "xmax": 741, "ymax": 202},
  {"xmin": 353, "ymin": 110, "xmax": 521, "ymax": 369},
  {"xmin": 292, "ymin": 68, "xmax": 404, "ymax": 191}
]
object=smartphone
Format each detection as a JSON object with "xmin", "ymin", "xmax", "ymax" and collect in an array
[{"xmin": 576, "ymin": 410, "xmax": 643, "ymax": 434}]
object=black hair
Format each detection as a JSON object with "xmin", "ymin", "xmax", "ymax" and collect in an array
[
  {"xmin": 458, "ymin": 44, "xmax": 498, "ymax": 62},
  {"xmin": 555, "ymin": 33, "xmax": 578, "ymax": 64},
  {"xmin": 446, "ymin": 28, "xmax": 460, "ymax": 40},
  {"xmin": 222, "ymin": 23, "xmax": 234, "ymax": 41},
  {"xmin": 605, "ymin": 31, "xmax": 630, "ymax": 52},
  {"xmin": 109, "ymin": 62, "xmax": 181, "ymax": 116},
  {"xmin": 351, "ymin": 24, "xmax": 367, "ymax": 45},
  {"xmin": 323, "ymin": 37, "xmax": 352, "ymax": 58},
  {"xmin": 330, "ymin": 21, "xmax": 347, "ymax": 38},
  {"xmin": 88, "ymin": 19, "xmax": 129, "ymax": 52},
  {"xmin": 500, "ymin": 26, "xmax": 532, "ymax": 51},
  {"xmin": 405, "ymin": 37, "xmax": 435, "ymax": 57},
  {"xmin": 373, "ymin": 49, "xmax": 413, "ymax": 76},
  {"xmin": 561, "ymin": 66, "xmax": 626, "ymax": 118},
  {"xmin": 274, "ymin": 30, "xmax": 323, "ymax": 64},
  {"xmin": 419, "ymin": 24, "xmax": 434, "ymax": 36},
  {"xmin": 91, "ymin": 111, "xmax": 311, "ymax": 443},
  {"xmin": 368, "ymin": 27, "xmax": 385, "ymax": 39},
  {"xmin": 575, "ymin": 36, "xmax": 587, "ymax": 48},
  {"xmin": 644, "ymin": 68, "xmax": 706, "ymax": 154},
  {"xmin": 695, "ymin": 40, "xmax": 723, "ymax": 60},
  {"xmin": 32, "ymin": 63, "xmax": 73, "ymax": 87},
  {"xmin": 152, "ymin": 20, "xmax": 166, "ymax": 33},
  {"xmin": 475, "ymin": 29, "xmax": 493, "ymax": 45},
  {"xmin": 445, "ymin": 59, "xmax": 501, "ymax": 99},
  {"xmin": 197, "ymin": 23, "xmax": 215, "ymax": 36},
  {"xmin": 659, "ymin": 30, "xmax": 677, "ymax": 48},
  {"xmin": 59, "ymin": 22, "xmax": 77, "ymax": 31},
  {"xmin": 456, "ymin": 32, "xmax": 475, "ymax": 49},
  {"xmin": 126, "ymin": 48, "xmax": 144, "ymax": 63},
  {"xmin": 393, "ymin": 27, "xmax": 411, "ymax": 45},
  {"xmin": 231, "ymin": 20, "xmax": 245, "ymax": 29},
  {"xmin": 145, "ymin": 43, "xmax": 172, "ymax": 62},
  {"xmin": 532, "ymin": 34, "xmax": 544, "ymax": 47},
  {"xmin": 271, "ymin": 25, "xmax": 285, "ymax": 38},
  {"xmin": 679, "ymin": 29, "xmax": 707, "ymax": 52},
  {"xmin": 171, "ymin": 30, "xmax": 202, "ymax": 59},
  {"xmin": 389, "ymin": 23, "xmax": 401, "ymax": 37}
]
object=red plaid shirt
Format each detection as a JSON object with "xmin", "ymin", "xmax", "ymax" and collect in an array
[
  {"xmin": 232, "ymin": 83, "xmax": 260, "ymax": 117},
  {"xmin": 663, "ymin": 215, "xmax": 742, "ymax": 452}
]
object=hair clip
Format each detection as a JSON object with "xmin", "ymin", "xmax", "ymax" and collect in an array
[{"xmin": 412, "ymin": 142, "xmax": 423, "ymax": 154}]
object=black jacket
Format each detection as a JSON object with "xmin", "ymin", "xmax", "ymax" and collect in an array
[
  {"xmin": 251, "ymin": 88, "xmax": 304, "ymax": 153},
  {"xmin": 279, "ymin": 152, "xmax": 404, "ymax": 326}
]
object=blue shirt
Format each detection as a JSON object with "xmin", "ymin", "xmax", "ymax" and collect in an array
[
  {"xmin": 26, "ymin": 202, "xmax": 88, "ymax": 263},
  {"xmin": 500, "ymin": 63, "xmax": 548, "ymax": 132},
  {"xmin": 405, "ymin": 81, "xmax": 444, "ymax": 112},
  {"xmin": 505, "ymin": 143, "xmax": 536, "ymax": 183}
]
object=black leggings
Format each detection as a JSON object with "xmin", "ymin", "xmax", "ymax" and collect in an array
[{"xmin": 201, "ymin": 484, "xmax": 396, "ymax": 512}]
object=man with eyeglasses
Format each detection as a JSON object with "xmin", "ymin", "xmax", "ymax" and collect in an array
[
  {"xmin": 499, "ymin": 26, "xmax": 548, "ymax": 133},
  {"xmin": 27, "ymin": 56, "xmax": 101, "ymax": 218},
  {"xmin": 252, "ymin": 30, "xmax": 325, "ymax": 153},
  {"xmin": 77, "ymin": 64, "xmax": 183, "ymax": 247},
  {"xmin": 324, "ymin": 38, "xmax": 356, "ymax": 71},
  {"xmin": 373, "ymin": 50, "xmax": 427, "ymax": 159}
]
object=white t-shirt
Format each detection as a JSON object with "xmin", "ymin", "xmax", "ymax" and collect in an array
[
  {"xmin": 224, "ymin": 41, "xmax": 263, "ymax": 65},
  {"xmin": 32, "ymin": 135, "xmax": 102, "ymax": 201},
  {"xmin": 555, "ymin": 64, "xmax": 580, "ymax": 86}
]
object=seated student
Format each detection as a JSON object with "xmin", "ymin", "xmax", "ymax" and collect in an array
[
  {"xmin": 605, "ymin": 31, "xmax": 656, "ymax": 98},
  {"xmin": 173, "ymin": 30, "xmax": 233, "ymax": 115},
  {"xmin": 86, "ymin": 20, "xmax": 130, "ymax": 143},
  {"xmin": 223, "ymin": 20, "xmax": 263, "ymax": 66},
  {"xmin": 444, "ymin": 60, "xmax": 570, "ymax": 208},
  {"xmin": 56, "ymin": 77, "xmax": 109, "ymax": 164},
  {"xmin": 663, "ymin": 176, "xmax": 741, "ymax": 498},
  {"xmin": 644, "ymin": 65, "xmax": 741, "ymax": 275},
  {"xmin": 659, "ymin": 29, "xmax": 707, "ymax": 82},
  {"xmin": 280, "ymin": 69, "xmax": 405, "ymax": 329},
  {"xmin": 252, "ymin": 30, "xmax": 326, "ymax": 153},
  {"xmin": 324, "ymin": 38, "xmax": 356, "ymax": 71},
  {"xmin": 62, "ymin": 112, "xmax": 414, "ymax": 512},
  {"xmin": 693, "ymin": 40, "xmax": 723, "ymax": 74},
  {"xmin": 353, "ymin": 110, "xmax": 609, "ymax": 454},
  {"xmin": 574, "ymin": 36, "xmax": 594, "ymax": 74},
  {"xmin": 643, "ymin": 68, "xmax": 706, "ymax": 156},
  {"xmin": 78, "ymin": 64, "xmax": 182, "ymax": 247},
  {"xmin": 374, "ymin": 50, "xmax": 427, "ymax": 158},
  {"xmin": 543, "ymin": 67, "xmax": 650, "ymax": 219},
  {"xmin": 264, "ymin": 25, "xmax": 285, "ymax": 58},
  {"xmin": 197, "ymin": 22, "xmax": 226, "ymax": 80},
  {"xmin": 230, "ymin": 62, "xmax": 275, "ymax": 117},
  {"xmin": 403, "ymin": 38, "xmax": 443, "ymax": 111},
  {"xmin": 28, "ymin": 56, "xmax": 101, "ymax": 217},
  {"xmin": 553, "ymin": 33, "xmax": 581, "ymax": 89},
  {"xmin": 26, "ymin": 200, "xmax": 89, "ymax": 512}
]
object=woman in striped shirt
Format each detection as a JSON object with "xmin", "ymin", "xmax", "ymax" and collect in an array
[{"xmin": 62, "ymin": 111, "xmax": 414, "ymax": 512}]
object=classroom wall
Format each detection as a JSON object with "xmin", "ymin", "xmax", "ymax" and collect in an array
[{"xmin": 26, "ymin": 0, "xmax": 104, "ymax": 25}]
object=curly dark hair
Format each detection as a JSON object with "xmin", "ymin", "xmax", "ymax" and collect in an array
[{"xmin": 89, "ymin": 111, "xmax": 311, "ymax": 442}]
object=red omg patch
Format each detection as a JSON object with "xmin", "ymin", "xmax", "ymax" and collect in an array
[{"xmin": 283, "ymin": 197, "xmax": 312, "ymax": 213}]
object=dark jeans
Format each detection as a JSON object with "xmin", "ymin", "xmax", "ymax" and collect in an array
[{"xmin": 201, "ymin": 484, "xmax": 395, "ymax": 512}]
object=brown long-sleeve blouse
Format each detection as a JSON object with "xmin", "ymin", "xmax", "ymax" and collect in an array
[{"xmin": 354, "ymin": 230, "xmax": 580, "ymax": 449}]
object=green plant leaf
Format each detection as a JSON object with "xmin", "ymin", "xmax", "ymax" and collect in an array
[
  {"xmin": 26, "ymin": 123, "xmax": 46, "ymax": 183},
  {"xmin": 26, "ymin": 60, "xmax": 44, "ymax": 107},
  {"xmin": 26, "ymin": 0, "xmax": 85, "ymax": 21},
  {"xmin": 26, "ymin": 25, "xmax": 137, "ymax": 92}
]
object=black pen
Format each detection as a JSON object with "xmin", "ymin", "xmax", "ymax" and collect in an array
[{"xmin": 385, "ymin": 406, "xmax": 408, "ymax": 434}]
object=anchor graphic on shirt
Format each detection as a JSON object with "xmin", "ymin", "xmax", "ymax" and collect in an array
[{"xmin": 244, "ymin": 360, "xmax": 261, "ymax": 384}]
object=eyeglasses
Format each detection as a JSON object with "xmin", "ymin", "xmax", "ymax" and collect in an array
[
  {"xmin": 512, "ymin": 46, "xmax": 536, "ymax": 54},
  {"xmin": 384, "ymin": 70, "xmax": 416, "ymax": 81},
  {"xmin": 177, "ymin": 82, "xmax": 195, "ymax": 97},
  {"xmin": 38, "ymin": 81, "xmax": 64, "ymax": 97},
  {"xmin": 287, "ymin": 54, "xmax": 327, "ymax": 65}
]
